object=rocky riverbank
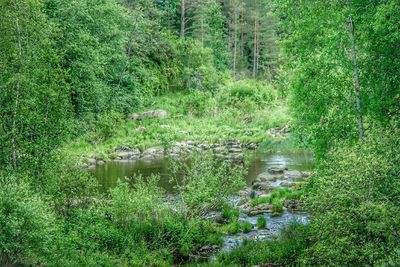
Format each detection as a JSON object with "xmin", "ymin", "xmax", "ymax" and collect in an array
[{"xmin": 83, "ymin": 140, "xmax": 258, "ymax": 169}]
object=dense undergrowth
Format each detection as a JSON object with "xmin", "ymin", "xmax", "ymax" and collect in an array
[{"xmin": 0, "ymin": 154, "xmax": 245, "ymax": 266}]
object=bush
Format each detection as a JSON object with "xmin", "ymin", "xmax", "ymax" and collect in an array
[
  {"xmin": 272, "ymin": 198, "xmax": 284, "ymax": 213},
  {"xmin": 0, "ymin": 176, "xmax": 56, "ymax": 266},
  {"xmin": 94, "ymin": 111, "xmax": 124, "ymax": 141},
  {"xmin": 241, "ymin": 221, "xmax": 253, "ymax": 233},
  {"xmin": 171, "ymin": 153, "xmax": 245, "ymax": 217},
  {"xmin": 218, "ymin": 80, "xmax": 277, "ymax": 110},
  {"xmin": 303, "ymin": 129, "xmax": 400, "ymax": 266},
  {"xmin": 221, "ymin": 205, "xmax": 240, "ymax": 222}
]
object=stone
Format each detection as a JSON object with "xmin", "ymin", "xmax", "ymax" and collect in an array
[
  {"xmin": 115, "ymin": 149, "xmax": 141, "ymax": 160},
  {"xmin": 197, "ymin": 143, "xmax": 210, "ymax": 150},
  {"xmin": 204, "ymin": 212, "xmax": 228, "ymax": 224},
  {"xmin": 245, "ymin": 131, "xmax": 253, "ymax": 136},
  {"xmin": 197, "ymin": 245, "xmax": 220, "ymax": 256},
  {"xmin": 136, "ymin": 126, "xmax": 146, "ymax": 133},
  {"xmin": 283, "ymin": 199, "xmax": 305, "ymax": 210},
  {"xmin": 138, "ymin": 109, "xmax": 168, "ymax": 120},
  {"xmin": 284, "ymin": 170, "xmax": 303, "ymax": 179},
  {"xmin": 252, "ymin": 182, "xmax": 272, "ymax": 191},
  {"xmin": 246, "ymin": 142, "xmax": 258, "ymax": 150},
  {"xmin": 238, "ymin": 188, "xmax": 252, "ymax": 197},
  {"xmin": 267, "ymin": 167, "xmax": 285, "ymax": 174},
  {"xmin": 88, "ymin": 158, "xmax": 97, "ymax": 165},
  {"xmin": 127, "ymin": 113, "xmax": 140, "ymax": 121},
  {"xmin": 256, "ymin": 172, "xmax": 281, "ymax": 182},
  {"xmin": 141, "ymin": 147, "xmax": 164, "ymax": 159},
  {"xmin": 228, "ymin": 147, "xmax": 242, "ymax": 153},
  {"xmin": 248, "ymin": 203, "xmax": 274, "ymax": 216},
  {"xmin": 114, "ymin": 144, "xmax": 132, "ymax": 151},
  {"xmin": 96, "ymin": 160, "xmax": 105, "ymax": 165}
]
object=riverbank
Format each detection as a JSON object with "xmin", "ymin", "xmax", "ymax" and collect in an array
[{"xmin": 61, "ymin": 86, "xmax": 290, "ymax": 165}]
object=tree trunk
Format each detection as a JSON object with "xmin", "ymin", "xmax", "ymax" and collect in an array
[
  {"xmin": 11, "ymin": 16, "xmax": 22, "ymax": 169},
  {"xmin": 253, "ymin": 17, "xmax": 258, "ymax": 78},
  {"xmin": 180, "ymin": 0, "xmax": 185, "ymax": 38},
  {"xmin": 233, "ymin": 7, "xmax": 237, "ymax": 79},
  {"xmin": 347, "ymin": 16, "xmax": 364, "ymax": 142}
]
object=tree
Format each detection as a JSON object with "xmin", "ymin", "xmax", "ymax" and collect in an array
[{"xmin": 0, "ymin": 0, "xmax": 70, "ymax": 174}]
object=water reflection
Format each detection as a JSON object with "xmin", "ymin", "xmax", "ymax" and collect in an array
[{"xmin": 91, "ymin": 151, "xmax": 314, "ymax": 192}]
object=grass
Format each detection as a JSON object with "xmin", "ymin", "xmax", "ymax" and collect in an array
[
  {"xmin": 257, "ymin": 217, "xmax": 267, "ymax": 229},
  {"xmin": 241, "ymin": 221, "xmax": 253, "ymax": 233},
  {"xmin": 251, "ymin": 188, "xmax": 304, "ymax": 214},
  {"xmin": 61, "ymin": 88, "xmax": 290, "ymax": 161},
  {"xmin": 216, "ymin": 223, "xmax": 310, "ymax": 267}
]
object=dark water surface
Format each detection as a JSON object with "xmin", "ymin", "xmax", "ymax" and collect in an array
[{"xmin": 91, "ymin": 151, "xmax": 314, "ymax": 192}]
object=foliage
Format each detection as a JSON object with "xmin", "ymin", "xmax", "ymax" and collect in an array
[
  {"xmin": 216, "ymin": 223, "xmax": 310, "ymax": 267},
  {"xmin": 171, "ymin": 153, "xmax": 245, "ymax": 217},
  {"xmin": 277, "ymin": 0, "xmax": 400, "ymax": 158},
  {"xmin": 302, "ymin": 130, "xmax": 400, "ymax": 266},
  {"xmin": 251, "ymin": 187, "xmax": 302, "ymax": 210},
  {"xmin": 241, "ymin": 221, "xmax": 253, "ymax": 233},
  {"xmin": 257, "ymin": 216, "xmax": 267, "ymax": 229},
  {"xmin": 0, "ymin": 0, "xmax": 71, "ymax": 173},
  {"xmin": 0, "ymin": 176, "xmax": 56, "ymax": 266},
  {"xmin": 218, "ymin": 79, "xmax": 277, "ymax": 110}
]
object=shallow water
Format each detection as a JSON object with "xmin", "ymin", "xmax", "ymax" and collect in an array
[
  {"xmin": 91, "ymin": 149, "xmax": 314, "ymax": 257},
  {"xmin": 222, "ymin": 212, "xmax": 311, "ymax": 252},
  {"xmin": 91, "ymin": 150, "xmax": 314, "ymax": 192}
]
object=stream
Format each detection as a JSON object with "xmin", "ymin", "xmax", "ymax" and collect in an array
[{"xmin": 91, "ymin": 150, "xmax": 314, "ymax": 256}]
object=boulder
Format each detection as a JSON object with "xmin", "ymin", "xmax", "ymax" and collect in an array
[
  {"xmin": 284, "ymin": 170, "xmax": 303, "ymax": 179},
  {"xmin": 115, "ymin": 149, "xmax": 141, "ymax": 160},
  {"xmin": 245, "ymin": 131, "xmax": 253, "ymax": 136},
  {"xmin": 248, "ymin": 203, "xmax": 274, "ymax": 216},
  {"xmin": 127, "ymin": 113, "xmax": 140, "ymax": 121},
  {"xmin": 139, "ymin": 109, "xmax": 168, "ymax": 120},
  {"xmin": 256, "ymin": 172, "xmax": 281, "ymax": 182},
  {"xmin": 141, "ymin": 147, "xmax": 164, "ymax": 160},
  {"xmin": 252, "ymin": 182, "xmax": 272, "ymax": 191},
  {"xmin": 246, "ymin": 142, "xmax": 258, "ymax": 150},
  {"xmin": 267, "ymin": 167, "xmax": 285, "ymax": 174}
]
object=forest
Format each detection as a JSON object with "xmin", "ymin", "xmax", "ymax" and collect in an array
[{"xmin": 0, "ymin": 0, "xmax": 399, "ymax": 266}]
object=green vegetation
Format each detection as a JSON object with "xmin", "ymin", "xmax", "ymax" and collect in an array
[
  {"xmin": 251, "ymin": 187, "xmax": 302, "ymax": 211},
  {"xmin": 1, "ymin": 0, "xmax": 399, "ymax": 266},
  {"xmin": 216, "ymin": 224, "xmax": 310, "ymax": 267},
  {"xmin": 257, "ymin": 217, "xmax": 267, "ymax": 229},
  {"xmin": 63, "ymin": 83, "xmax": 287, "ymax": 160}
]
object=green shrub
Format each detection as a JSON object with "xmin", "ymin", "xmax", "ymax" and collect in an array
[
  {"xmin": 178, "ymin": 90, "xmax": 214, "ymax": 116},
  {"xmin": 241, "ymin": 221, "xmax": 253, "ymax": 233},
  {"xmin": 0, "ymin": 176, "xmax": 56, "ymax": 266},
  {"xmin": 94, "ymin": 112, "xmax": 124, "ymax": 141},
  {"xmin": 218, "ymin": 80, "xmax": 277, "ymax": 110},
  {"xmin": 257, "ymin": 217, "xmax": 267, "ymax": 229},
  {"xmin": 272, "ymin": 198, "xmax": 284, "ymax": 213},
  {"xmin": 171, "ymin": 153, "xmax": 245, "ymax": 216},
  {"xmin": 226, "ymin": 222, "xmax": 241, "ymax": 235},
  {"xmin": 221, "ymin": 205, "xmax": 239, "ymax": 222},
  {"xmin": 303, "ymin": 130, "xmax": 400, "ymax": 266},
  {"xmin": 251, "ymin": 196, "xmax": 271, "ymax": 206}
]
